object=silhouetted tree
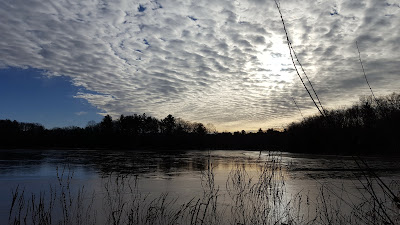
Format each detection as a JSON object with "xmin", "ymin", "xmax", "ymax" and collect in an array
[
  {"xmin": 205, "ymin": 123, "xmax": 217, "ymax": 134},
  {"xmin": 160, "ymin": 114, "xmax": 176, "ymax": 135},
  {"xmin": 143, "ymin": 116, "xmax": 159, "ymax": 134},
  {"xmin": 175, "ymin": 118, "xmax": 192, "ymax": 134},
  {"xmin": 100, "ymin": 115, "xmax": 113, "ymax": 134},
  {"xmin": 193, "ymin": 123, "xmax": 207, "ymax": 135}
]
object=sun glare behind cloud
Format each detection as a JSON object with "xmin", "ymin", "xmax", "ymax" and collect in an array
[{"xmin": 249, "ymin": 39, "xmax": 295, "ymax": 89}]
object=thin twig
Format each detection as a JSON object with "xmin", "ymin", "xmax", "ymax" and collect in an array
[
  {"xmin": 356, "ymin": 41, "xmax": 377, "ymax": 103},
  {"xmin": 292, "ymin": 97, "xmax": 305, "ymax": 119},
  {"xmin": 290, "ymin": 43, "xmax": 326, "ymax": 114},
  {"xmin": 274, "ymin": 0, "xmax": 325, "ymax": 117}
]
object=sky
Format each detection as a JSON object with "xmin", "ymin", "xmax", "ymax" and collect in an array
[{"xmin": 0, "ymin": 0, "xmax": 399, "ymax": 131}]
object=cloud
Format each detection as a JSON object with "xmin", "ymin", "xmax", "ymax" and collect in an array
[
  {"xmin": 0, "ymin": 0, "xmax": 399, "ymax": 131},
  {"xmin": 75, "ymin": 111, "xmax": 88, "ymax": 116}
]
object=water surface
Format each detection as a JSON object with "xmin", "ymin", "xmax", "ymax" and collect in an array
[{"xmin": 1, "ymin": 149, "xmax": 399, "ymax": 223}]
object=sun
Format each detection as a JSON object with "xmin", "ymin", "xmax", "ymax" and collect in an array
[
  {"xmin": 247, "ymin": 41, "xmax": 295, "ymax": 87},
  {"xmin": 258, "ymin": 42, "xmax": 293, "ymax": 81}
]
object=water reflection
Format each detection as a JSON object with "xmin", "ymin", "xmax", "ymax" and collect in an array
[{"xmin": 1, "ymin": 150, "xmax": 400, "ymax": 180}]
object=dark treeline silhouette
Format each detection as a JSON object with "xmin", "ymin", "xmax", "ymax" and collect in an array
[
  {"xmin": 287, "ymin": 93, "xmax": 400, "ymax": 154},
  {"xmin": 1, "ymin": 92, "xmax": 400, "ymax": 154},
  {"xmin": 0, "ymin": 113, "xmax": 284, "ymax": 150}
]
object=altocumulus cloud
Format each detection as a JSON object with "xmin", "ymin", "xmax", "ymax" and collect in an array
[{"xmin": 0, "ymin": 0, "xmax": 399, "ymax": 131}]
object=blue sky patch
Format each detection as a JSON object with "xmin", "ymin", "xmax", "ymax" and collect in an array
[
  {"xmin": 138, "ymin": 4, "xmax": 146, "ymax": 12},
  {"xmin": 0, "ymin": 67, "xmax": 102, "ymax": 128},
  {"xmin": 188, "ymin": 16, "xmax": 198, "ymax": 21}
]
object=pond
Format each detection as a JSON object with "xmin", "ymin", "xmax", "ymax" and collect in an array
[{"xmin": 1, "ymin": 149, "xmax": 399, "ymax": 224}]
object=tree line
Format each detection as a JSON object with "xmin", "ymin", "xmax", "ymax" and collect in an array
[
  {"xmin": 1, "ymin": 93, "xmax": 399, "ymax": 154},
  {"xmin": 286, "ymin": 92, "xmax": 400, "ymax": 154},
  {"xmin": 0, "ymin": 114, "xmax": 284, "ymax": 150}
]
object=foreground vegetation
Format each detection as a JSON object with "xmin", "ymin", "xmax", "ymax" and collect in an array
[{"xmin": 8, "ymin": 155, "xmax": 400, "ymax": 225}]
